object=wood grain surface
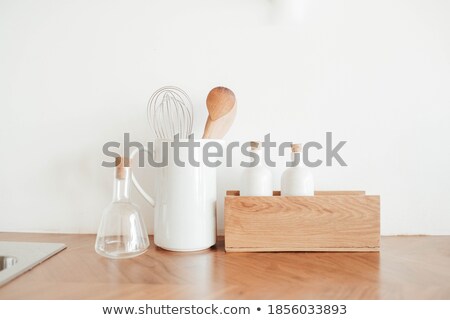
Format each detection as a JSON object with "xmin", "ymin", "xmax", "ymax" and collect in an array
[
  {"xmin": 0, "ymin": 233, "xmax": 449, "ymax": 299},
  {"xmin": 225, "ymin": 191, "xmax": 379, "ymax": 252}
]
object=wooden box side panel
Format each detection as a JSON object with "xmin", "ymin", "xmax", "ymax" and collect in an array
[{"xmin": 224, "ymin": 195, "xmax": 380, "ymax": 252}]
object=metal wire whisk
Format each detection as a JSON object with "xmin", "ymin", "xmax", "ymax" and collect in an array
[{"xmin": 147, "ymin": 86, "xmax": 193, "ymax": 139}]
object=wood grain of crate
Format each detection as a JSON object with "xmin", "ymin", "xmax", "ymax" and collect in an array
[{"xmin": 224, "ymin": 190, "xmax": 380, "ymax": 252}]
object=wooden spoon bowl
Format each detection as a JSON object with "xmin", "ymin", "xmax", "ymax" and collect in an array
[
  {"xmin": 202, "ymin": 87, "xmax": 237, "ymax": 139},
  {"xmin": 206, "ymin": 87, "xmax": 236, "ymax": 120}
]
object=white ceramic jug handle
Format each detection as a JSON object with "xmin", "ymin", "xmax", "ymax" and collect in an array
[{"xmin": 130, "ymin": 147, "xmax": 155, "ymax": 207}]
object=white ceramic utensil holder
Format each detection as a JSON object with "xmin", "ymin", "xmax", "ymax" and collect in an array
[{"xmin": 131, "ymin": 139, "xmax": 220, "ymax": 252}]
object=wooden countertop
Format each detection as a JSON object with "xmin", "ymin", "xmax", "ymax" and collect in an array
[{"xmin": 0, "ymin": 233, "xmax": 449, "ymax": 299}]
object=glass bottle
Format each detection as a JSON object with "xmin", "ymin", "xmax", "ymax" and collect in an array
[
  {"xmin": 281, "ymin": 144, "xmax": 314, "ymax": 196},
  {"xmin": 240, "ymin": 141, "xmax": 273, "ymax": 196},
  {"xmin": 95, "ymin": 157, "xmax": 149, "ymax": 259}
]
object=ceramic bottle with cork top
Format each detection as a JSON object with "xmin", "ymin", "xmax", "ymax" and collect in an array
[
  {"xmin": 240, "ymin": 141, "xmax": 273, "ymax": 196},
  {"xmin": 281, "ymin": 143, "xmax": 314, "ymax": 196}
]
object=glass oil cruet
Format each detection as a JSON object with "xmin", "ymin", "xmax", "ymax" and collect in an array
[{"xmin": 95, "ymin": 157, "xmax": 149, "ymax": 259}]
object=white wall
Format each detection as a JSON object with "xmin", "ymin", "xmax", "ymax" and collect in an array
[{"xmin": 1, "ymin": 0, "xmax": 449, "ymax": 235}]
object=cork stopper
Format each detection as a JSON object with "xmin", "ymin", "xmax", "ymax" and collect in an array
[
  {"xmin": 291, "ymin": 143, "xmax": 302, "ymax": 153},
  {"xmin": 115, "ymin": 157, "xmax": 130, "ymax": 180},
  {"xmin": 250, "ymin": 141, "xmax": 261, "ymax": 150}
]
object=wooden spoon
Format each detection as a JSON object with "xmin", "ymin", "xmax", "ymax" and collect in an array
[{"xmin": 202, "ymin": 87, "xmax": 237, "ymax": 139}]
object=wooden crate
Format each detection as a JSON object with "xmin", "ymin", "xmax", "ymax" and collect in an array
[{"xmin": 224, "ymin": 190, "xmax": 380, "ymax": 252}]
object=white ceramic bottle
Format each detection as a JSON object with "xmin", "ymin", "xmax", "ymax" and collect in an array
[
  {"xmin": 241, "ymin": 141, "xmax": 273, "ymax": 196},
  {"xmin": 281, "ymin": 144, "xmax": 314, "ymax": 196}
]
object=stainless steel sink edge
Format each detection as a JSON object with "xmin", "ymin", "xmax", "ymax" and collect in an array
[{"xmin": 0, "ymin": 242, "xmax": 67, "ymax": 287}]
